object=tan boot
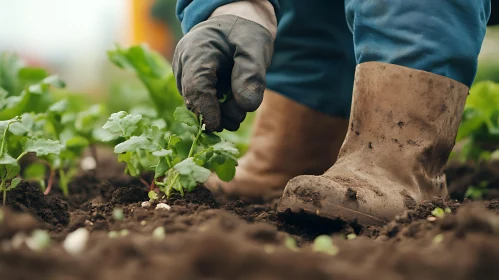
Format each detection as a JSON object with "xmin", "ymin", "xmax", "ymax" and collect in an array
[
  {"xmin": 206, "ymin": 90, "xmax": 349, "ymax": 202},
  {"xmin": 277, "ymin": 62, "xmax": 469, "ymax": 225}
]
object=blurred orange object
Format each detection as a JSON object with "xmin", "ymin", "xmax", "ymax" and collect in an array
[{"xmin": 130, "ymin": 0, "xmax": 175, "ymax": 58}]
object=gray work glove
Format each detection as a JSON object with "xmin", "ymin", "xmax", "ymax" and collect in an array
[{"xmin": 173, "ymin": 13, "xmax": 275, "ymax": 132}]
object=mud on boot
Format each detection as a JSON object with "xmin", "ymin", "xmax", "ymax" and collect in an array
[{"xmin": 277, "ymin": 62, "xmax": 469, "ymax": 225}]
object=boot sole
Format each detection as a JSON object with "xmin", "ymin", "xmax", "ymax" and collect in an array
[{"xmin": 277, "ymin": 197, "xmax": 388, "ymax": 226}]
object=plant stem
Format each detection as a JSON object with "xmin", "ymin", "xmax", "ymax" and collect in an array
[
  {"xmin": 59, "ymin": 169, "xmax": 69, "ymax": 196},
  {"xmin": 1, "ymin": 179, "xmax": 6, "ymax": 205},
  {"xmin": 188, "ymin": 128, "xmax": 203, "ymax": 158},
  {"xmin": 167, "ymin": 173, "xmax": 180, "ymax": 197},
  {"xmin": 16, "ymin": 152, "xmax": 27, "ymax": 162},
  {"xmin": 139, "ymin": 177, "xmax": 151, "ymax": 189},
  {"xmin": 44, "ymin": 169, "xmax": 55, "ymax": 195},
  {"xmin": 150, "ymin": 179, "xmax": 156, "ymax": 191}
]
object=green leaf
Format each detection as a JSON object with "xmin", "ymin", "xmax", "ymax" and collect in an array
[
  {"xmin": 200, "ymin": 132, "xmax": 221, "ymax": 146},
  {"xmin": 178, "ymin": 175, "xmax": 198, "ymax": 192},
  {"xmin": 212, "ymin": 141, "xmax": 239, "ymax": 156},
  {"xmin": 23, "ymin": 163, "xmax": 47, "ymax": 180},
  {"xmin": 155, "ymin": 158, "xmax": 170, "ymax": 178},
  {"xmin": 8, "ymin": 113, "xmax": 35, "ymax": 136},
  {"xmin": 152, "ymin": 149, "xmax": 172, "ymax": 157},
  {"xmin": 48, "ymin": 99, "xmax": 68, "ymax": 114},
  {"xmin": 118, "ymin": 152, "xmax": 141, "ymax": 177},
  {"xmin": 17, "ymin": 68, "xmax": 49, "ymax": 87},
  {"xmin": 0, "ymin": 153, "xmax": 17, "ymax": 166},
  {"xmin": 168, "ymin": 134, "xmax": 181, "ymax": 148},
  {"xmin": 174, "ymin": 158, "xmax": 211, "ymax": 184},
  {"xmin": 102, "ymin": 111, "xmax": 142, "ymax": 139},
  {"xmin": 114, "ymin": 135, "xmax": 155, "ymax": 153},
  {"xmin": 0, "ymin": 51, "xmax": 25, "ymax": 95},
  {"xmin": 7, "ymin": 177, "xmax": 21, "ymax": 190},
  {"xmin": 5, "ymin": 164, "xmax": 20, "ymax": 180},
  {"xmin": 65, "ymin": 136, "xmax": 90, "ymax": 154},
  {"xmin": 107, "ymin": 44, "xmax": 183, "ymax": 123},
  {"xmin": 312, "ymin": 235, "xmax": 339, "ymax": 256},
  {"xmin": 174, "ymin": 107, "xmax": 198, "ymax": 127},
  {"xmin": 212, "ymin": 157, "xmax": 236, "ymax": 182},
  {"xmin": 148, "ymin": 191, "xmax": 158, "ymax": 201},
  {"xmin": 22, "ymin": 138, "xmax": 63, "ymax": 156},
  {"xmin": 174, "ymin": 138, "xmax": 193, "ymax": 159},
  {"xmin": 75, "ymin": 104, "xmax": 104, "ymax": 134}
]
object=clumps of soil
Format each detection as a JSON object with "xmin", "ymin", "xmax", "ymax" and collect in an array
[
  {"xmin": 376, "ymin": 197, "xmax": 461, "ymax": 240},
  {"xmin": 110, "ymin": 185, "xmax": 148, "ymax": 205},
  {"xmin": 0, "ymin": 208, "xmax": 40, "ymax": 239},
  {"xmin": 2, "ymin": 161, "xmax": 499, "ymax": 279},
  {"xmin": 5, "ymin": 181, "xmax": 69, "ymax": 231}
]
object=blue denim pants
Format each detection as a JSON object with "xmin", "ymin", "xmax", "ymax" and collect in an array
[{"xmin": 178, "ymin": 0, "xmax": 490, "ymax": 118}]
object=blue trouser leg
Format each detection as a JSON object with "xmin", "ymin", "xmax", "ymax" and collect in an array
[
  {"xmin": 344, "ymin": 0, "xmax": 491, "ymax": 87},
  {"xmin": 266, "ymin": 0, "xmax": 356, "ymax": 118}
]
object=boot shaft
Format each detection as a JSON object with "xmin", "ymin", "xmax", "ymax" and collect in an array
[{"xmin": 337, "ymin": 62, "xmax": 469, "ymax": 195}]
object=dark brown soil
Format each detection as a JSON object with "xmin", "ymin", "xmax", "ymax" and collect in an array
[
  {"xmin": 446, "ymin": 160, "xmax": 499, "ymax": 200},
  {"xmin": 1, "ymin": 161, "xmax": 499, "ymax": 279}
]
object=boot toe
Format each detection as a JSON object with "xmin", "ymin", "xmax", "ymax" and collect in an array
[{"xmin": 277, "ymin": 175, "xmax": 387, "ymax": 226}]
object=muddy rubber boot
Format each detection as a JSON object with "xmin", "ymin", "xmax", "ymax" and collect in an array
[
  {"xmin": 277, "ymin": 62, "xmax": 469, "ymax": 225},
  {"xmin": 206, "ymin": 90, "xmax": 349, "ymax": 202}
]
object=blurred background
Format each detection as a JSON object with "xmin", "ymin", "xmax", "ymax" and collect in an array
[
  {"xmin": 1, "ymin": 0, "xmax": 498, "ymax": 104},
  {"xmin": 0, "ymin": 0, "xmax": 181, "ymax": 102}
]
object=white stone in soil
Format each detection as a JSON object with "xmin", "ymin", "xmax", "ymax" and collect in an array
[
  {"xmin": 155, "ymin": 203, "xmax": 171, "ymax": 210},
  {"xmin": 141, "ymin": 201, "xmax": 151, "ymax": 208},
  {"xmin": 80, "ymin": 156, "xmax": 97, "ymax": 171},
  {"xmin": 63, "ymin": 228, "xmax": 90, "ymax": 255}
]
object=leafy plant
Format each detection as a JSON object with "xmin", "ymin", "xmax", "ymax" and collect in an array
[
  {"xmin": 465, "ymin": 181, "xmax": 489, "ymax": 200},
  {"xmin": 0, "ymin": 116, "xmax": 63, "ymax": 204},
  {"xmin": 0, "ymin": 52, "xmax": 66, "ymax": 120},
  {"xmin": 102, "ymin": 107, "xmax": 238, "ymax": 197},
  {"xmin": 456, "ymin": 81, "xmax": 499, "ymax": 162},
  {"xmin": 104, "ymin": 44, "xmax": 239, "ymax": 198},
  {"xmin": 10, "ymin": 99, "xmax": 96, "ymax": 196},
  {"xmin": 107, "ymin": 44, "xmax": 183, "ymax": 126}
]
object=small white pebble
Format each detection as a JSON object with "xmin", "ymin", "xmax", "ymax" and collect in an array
[
  {"xmin": 141, "ymin": 201, "xmax": 151, "ymax": 208},
  {"xmin": 119, "ymin": 229, "xmax": 130, "ymax": 236},
  {"xmin": 152, "ymin": 226, "xmax": 165, "ymax": 240},
  {"xmin": 108, "ymin": 231, "xmax": 119, "ymax": 238},
  {"xmin": 11, "ymin": 233, "xmax": 27, "ymax": 249},
  {"xmin": 140, "ymin": 221, "xmax": 147, "ymax": 226},
  {"xmin": 155, "ymin": 203, "xmax": 171, "ymax": 210},
  {"xmin": 427, "ymin": 216, "xmax": 437, "ymax": 222},
  {"xmin": 80, "ymin": 156, "xmax": 97, "ymax": 171},
  {"xmin": 63, "ymin": 228, "xmax": 89, "ymax": 256},
  {"xmin": 26, "ymin": 230, "xmax": 51, "ymax": 251}
]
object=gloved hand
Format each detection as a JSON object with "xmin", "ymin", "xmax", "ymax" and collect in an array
[{"xmin": 173, "ymin": 1, "xmax": 276, "ymax": 132}]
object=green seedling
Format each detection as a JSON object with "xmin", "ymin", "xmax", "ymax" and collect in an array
[
  {"xmin": 285, "ymin": 236, "xmax": 298, "ymax": 251},
  {"xmin": 431, "ymin": 208, "xmax": 446, "ymax": 218},
  {"xmin": 103, "ymin": 107, "xmax": 238, "ymax": 198},
  {"xmin": 1, "ymin": 116, "xmax": 62, "ymax": 204},
  {"xmin": 313, "ymin": 235, "xmax": 339, "ymax": 256},
  {"xmin": 465, "ymin": 181, "xmax": 489, "ymax": 200},
  {"xmin": 112, "ymin": 208, "xmax": 124, "ymax": 221}
]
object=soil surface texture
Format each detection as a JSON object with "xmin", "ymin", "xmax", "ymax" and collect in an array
[{"xmin": 1, "ymin": 158, "xmax": 499, "ymax": 280}]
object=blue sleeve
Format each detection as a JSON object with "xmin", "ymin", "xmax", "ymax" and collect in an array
[{"xmin": 176, "ymin": 0, "xmax": 280, "ymax": 33}]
